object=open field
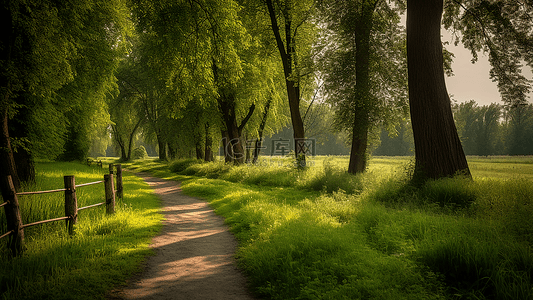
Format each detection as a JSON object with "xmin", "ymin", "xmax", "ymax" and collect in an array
[
  {"xmin": 1, "ymin": 156, "xmax": 532, "ymax": 299},
  {"xmin": 124, "ymin": 155, "xmax": 533, "ymax": 300}
]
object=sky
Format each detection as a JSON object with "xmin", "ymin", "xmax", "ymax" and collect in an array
[{"xmin": 442, "ymin": 29, "xmax": 533, "ymax": 107}]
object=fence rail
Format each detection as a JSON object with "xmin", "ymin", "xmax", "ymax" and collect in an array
[{"xmin": 1, "ymin": 164, "xmax": 123, "ymax": 257}]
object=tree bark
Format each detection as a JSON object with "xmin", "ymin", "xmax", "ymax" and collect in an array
[
  {"xmin": 156, "ymin": 134, "xmax": 167, "ymax": 161},
  {"xmin": 407, "ymin": 0, "xmax": 471, "ymax": 181},
  {"xmin": 347, "ymin": 2, "xmax": 375, "ymax": 174},
  {"xmin": 7, "ymin": 94, "xmax": 36, "ymax": 183},
  {"xmin": 0, "ymin": 108, "xmax": 20, "ymax": 191}
]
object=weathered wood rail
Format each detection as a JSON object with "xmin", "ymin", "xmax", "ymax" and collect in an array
[{"xmin": 0, "ymin": 164, "xmax": 123, "ymax": 257}]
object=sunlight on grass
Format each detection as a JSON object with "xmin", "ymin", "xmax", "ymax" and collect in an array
[
  {"xmin": 162, "ymin": 155, "xmax": 533, "ymax": 299},
  {"xmin": 0, "ymin": 162, "xmax": 162, "ymax": 300}
]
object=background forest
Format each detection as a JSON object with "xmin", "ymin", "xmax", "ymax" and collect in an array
[{"xmin": 1, "ymin": 0, "xmax": 533, "ymax": 187}]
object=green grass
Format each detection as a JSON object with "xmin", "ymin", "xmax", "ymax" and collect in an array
[
  {"xmin": 0, "ymin": 161, "xmax": 162, "ymax": 300},
  {"xmin": 133, "ymin": 155, "xmax": 533, "ymax": 300}
]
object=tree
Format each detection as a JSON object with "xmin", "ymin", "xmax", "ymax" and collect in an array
[
  {"xmin": 1, "ymin": 0, "xmax": 130, "ymax": 191},
  {"xmin": 407, "ymin": 0, "xmax": 471, "ymax": 181},
  {"xmin": 507, "ymin": 103, "xmax": 533, "ymax": 155},
  {"xmin": 406, "ymin": 0, "xmax": 533, "ymax": 181},
  {"xmin": 263, "ymin": 0, "xmax": 317, "ymax": 167},
  {"xmin": 129, "ymin": 0, "xmax": 286, "ymax": 164},
  {"xmin": 110, "ymin": 60, "xmax": 145, "ymax": 161},
  {"xmin": 453, "ymin": 100, "xmax": 502, "ymax": 155},
  {"xmin": 318, "ymin": 0, "xmax": 408, "ymax": 173}
]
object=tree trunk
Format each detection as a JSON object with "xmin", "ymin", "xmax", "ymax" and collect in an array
[
  {"xmin": 348, "ymin": 111, "xmax": 369, "ymax": 173},
  {"xmin": 168, "ymin": 143, "xmax": 177, "ymax": 160},
  {"xmin": 204, "ymin": 123, "xmax": 213, "ymax": 162},
  {"xmin": 407, "ymin": 0, "xmax": 471, "ymax": 182},
  {"xmin": 9, "ymin": 100, "xmax": 36, "ymax": 183},
  {"xmin": 157, "ymin": 134, "xmax": 167, "ymax": 161},
  {"xmin": 0, "ymin": 2, "xmax": 20, "ymax": 191},
  {"xmin": 265, "ymin": 0, "xmax": 306, "ymax": 166},
  {"xmin": 0, "ymin": 108, "xmax": 20, "ymax": 191},
  {"xmin": 221, "ymin": 130, "xmax": 233, "ymax": 163},
  {"xmin": 126, "ymin": 118, "xmax": 142, "ymax": 161},
  {"xmin": 13, "ymin": 148, "xmax": 35, "ymax": 184},
  {"xmin": 253, "ymin": 98, "xmax": 272, "ymax": 164},
  {"xmin": 218, "ymin": 97, "xmax": 244, "ymax": 164},
  {"xmin": 347, "ymin": 2, "xmax": 375, "ymax": 174}
]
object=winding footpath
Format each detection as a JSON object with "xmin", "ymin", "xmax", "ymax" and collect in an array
[{"xmin": 112, "ymin": 173, "xmax": 257, "ymax": 300}]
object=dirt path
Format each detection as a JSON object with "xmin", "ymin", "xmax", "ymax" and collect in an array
[{"xmin": 113, "ymin": 173, "xmax": 257, "ymax": 300}]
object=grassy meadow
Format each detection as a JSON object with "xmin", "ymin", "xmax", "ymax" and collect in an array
[
  {"xmin": 124, "ymin": 155, "xmax": 533, "ymax": 300},
  {"xmin": 1, "ymin": 156, "xmax": 532, "ymax": 299},
  {"xmin": 0, "ymin": 161, "xmax": 162, "ymax": 300}
]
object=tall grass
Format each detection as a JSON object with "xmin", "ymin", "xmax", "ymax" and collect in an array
[
  {"xmin": 157, "ymin": 156, "xmax": 533, "ymax": 299},
  {"xmin": 0, "ymin": 161, "xmax": 162, "ymax": 299}
]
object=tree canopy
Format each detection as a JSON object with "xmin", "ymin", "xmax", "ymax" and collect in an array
[{"xmin": 1, "ymin": 0, "xmax": 533, "ymax": 197}]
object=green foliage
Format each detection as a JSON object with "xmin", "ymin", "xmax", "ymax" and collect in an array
[
  {"xmin": 0, "ymin": 162, "xmax": 162, "ymax": 299},
  {"xmin": 149, "ymin": 156, "xmax": 533, "ymax": 299},
  {"xmin": 2, "ymin": 0, "xmax": 132, "ymax": 163},
  {"xmin": 443, "ymin": 1, "xmax": 533, "ymax": 108},
  {"xmin": 131, "ymin": 145, "xmax": 148, "ymax": 160},
  {"xmin": 169, "ymin": 158, "xmax": 204, "ymax": 173}
]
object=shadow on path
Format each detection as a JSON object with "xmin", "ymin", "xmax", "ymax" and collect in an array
[{"xmin": 113, "ymin": 173, "xmax": 257, "ymax": 300}]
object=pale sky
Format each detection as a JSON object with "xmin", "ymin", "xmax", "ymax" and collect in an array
[{"xmin": 442, "ymin": 30, "xmax": 533, "ymax": 106}]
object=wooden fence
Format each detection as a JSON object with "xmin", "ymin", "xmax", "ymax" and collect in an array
[{"xmin": 0, "ymin": 164, "xmax": 123, "ymax": 257}]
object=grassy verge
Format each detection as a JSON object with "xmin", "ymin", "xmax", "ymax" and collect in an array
[
  {"xmin": 126, "ymin": 156, "xmax": 533, "ymax": 300},
  {"xmin": 0, "ymin": 161, "xmax": 162, "ymax": 300}
]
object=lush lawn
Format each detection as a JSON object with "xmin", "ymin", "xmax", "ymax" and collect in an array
[
  {"xmin": 0, "ymin": 161, "xmax": 162, "ymax": 300},
  {"xmin": 2, "ymin": 156, "xmax": 531, "ymax": 299},
  {"xmin": 126, "ymin": 155, "xmax": 533, "ymax": 300}
]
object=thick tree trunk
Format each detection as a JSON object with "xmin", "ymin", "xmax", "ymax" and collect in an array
[
  {"xmin": 168, "ymin": 143, "xmax": 176, "ymax": 160},
  {"xmin": 195, "ymin": 142, "xmax": 203, "ymax": 160},
  {"xmin": 347, "ymin": 3, "xmax": 375, "ymax": 174},
  {"xmin": 10, "ymin": 100, "xmax": 35, "ymax": 183},
  {"xmin": 348, "ymin": 111, "xmax": 369, "ymax": 173},
  {"xmin": 219, "ymin": 97, "xmax": 244, "ymax": 164},
  {"xmin": 157, "ymin": 134, "xmax": 167, "ymax": 161},
  {"xmin": 13, "ymin": 148, "xmax": 35, "ymax": 184},
  {"xmin": 407, "ymin": 0, "xmax": 471, "ymax": 181}
]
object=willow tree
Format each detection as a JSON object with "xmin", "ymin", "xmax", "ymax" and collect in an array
[
  {"xmin": 130, "ymin": 0, "xmax": 282, "ymax": 164},
  {"xmin": 0, "ymin": 0, "xmax": 130, "ymax": 190},
  {"xmin": 319, "ymin": 0, "xmax": 408, "ymax": 173}
]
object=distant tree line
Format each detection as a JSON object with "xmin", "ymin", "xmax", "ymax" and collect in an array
[
  {"xmin": 373, "ymin": 100, "xmax": 533, "ymax": 157},
  {"xmin": 454, "ymin": 100, "xmax": 533, "ymax": 156}
]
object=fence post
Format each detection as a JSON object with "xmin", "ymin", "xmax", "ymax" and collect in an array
[
  {"xmin": 109, "ymin": 163, "xmax": 114, "ymax": 175},
  {"xmin": 3, "ymin": 175, "xmax": 25, "ymax": 256},
  {"xmin": 104, "ymin": 174, "xmax": 115, "ymax": 214},
  {"xmin": 64, "ymin": 175, "xmax": 77, "ymax": 235},
  {"xmin": 116, "ymin": 164, "xmax": 123, "ymax": 199}
]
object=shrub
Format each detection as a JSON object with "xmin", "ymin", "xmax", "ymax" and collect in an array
[
  {"xmin": 132, "ymin": 146, "xmax": 148, "ymax": 160},
  {"xmin": 169, "ymin": 158, "xmax": 203, "ymax": 173}
]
